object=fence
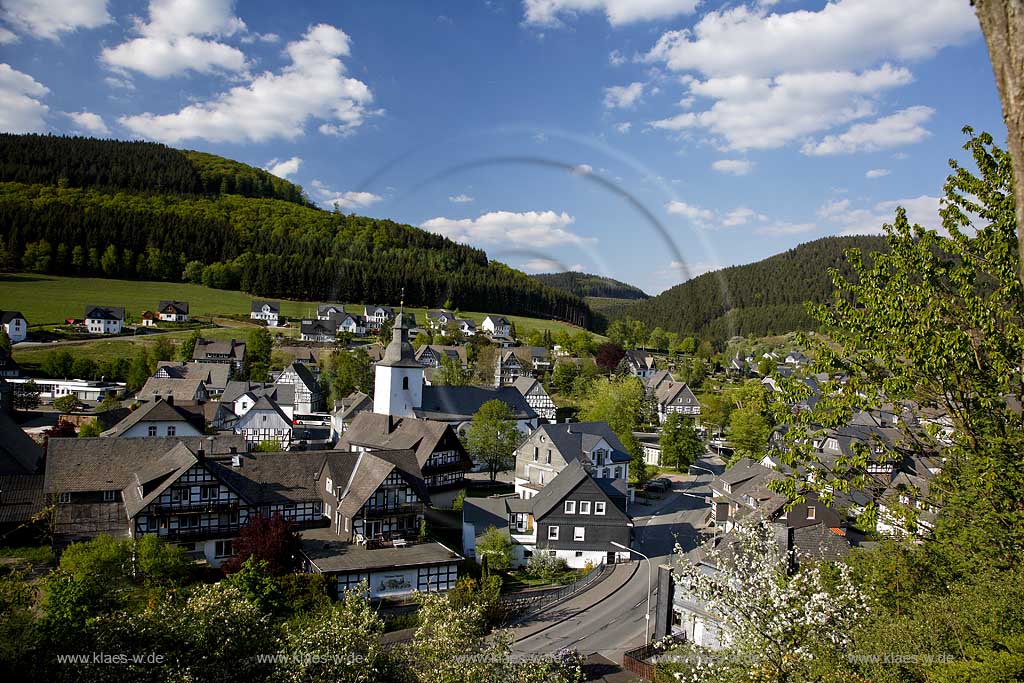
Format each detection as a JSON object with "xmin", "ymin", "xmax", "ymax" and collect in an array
[
  {"xmin": 502, "ymin": 560, "xmax": 612, "ymax": 624},
  {"xmin": 622, "ymin": 635, "xmax": 684, "ymax": 680}
]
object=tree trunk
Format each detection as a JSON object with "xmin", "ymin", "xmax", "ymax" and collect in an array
[{"xmin": 975, "ymin": 1, "xmax": 1024, "ymax": 281}]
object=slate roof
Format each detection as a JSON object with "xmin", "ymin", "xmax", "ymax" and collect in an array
[
  {"xmin": 237, "ymin": 395, "xmax": 292, "ymax": 426},
  {"xmin": 317, "ymin": 304, "xmax": 346, "ymax": 317},
  {"xmin": 321, "ymin": 449, "xmax": 426, "ymax": 518},
  {"xmin": 276, "ymin": 346, "xmax": 327, "ymax": 365},
  {"xmin": 222, "ymin": 381, "xmax": 295, "ymax": 407},
  {"xmin": 301, "ymin": 319, "xmax": 336, "ymax": 338},
  {"xmin": 281, "ymin": 362, "xmax": 319, "ymax": 393},
  {"xmin": 302, "ymin": 526, "xmax": 461, "ymax": 573},
  {"xmin": 529, "ymin": 460, "xmax": 624, "ymax": 519},
  {"xmin": 251, "ymin": 300, "xmax": 280, "ymax": 314},
  {"xmin": 415, "ymin": 345, "xmax": 468, "ymax": 366},
  {"xmin": 122, "ymin": 443, "xmax": 199, "ymax": 518},
  {"xmin": 158, "ymin": 300, "xmax": 189, "ymax": 315},
  {"xmin": 211, "ymin": 451, "xmax": 329, "ymax": 505},
  {"xmin": 45, "ymin": 435, "xmax": 245, "ymax": 494},
  {"xmin": 0, "ymin": 474, "xmax": 44, "ymax": 524},
  {"xmin": 84, "ymin": 305, "xmax": 125, "ymax": 321},
  {"xmin": 417, "ymin": 386, "xmax": 537, "ymax": 421},
  {"xmin": 339, "ymin": 413, "xmax": 469, "ymax": 470},
  {"xmin": 138, "ymin": 376, "xmax": 207, "ymax": 403},
  {"xmin": 154, "ymin": 361, "xmax": 230, "ymax": 390},
  {"xmin": 193, "ymin": 338, "xmax": 246, "ymax": 362},
  {"xmin": 0, "ymin": 412, "xmax": 43, "ymax": 475},
  {"xmin": 655, "ymin": 380, "xmax": 699, "ymax": 408},
  {"xmin": 102, "ymin": 398, "xmax": 206, "ymax": 436},
  {"xmin": 364, "ymin": 304, "xmax": 394, "ymax": 317},
  {"xmin": 332, "ymin": 391, "xmax": 372, "ymax": 422},
  {"xmin": 0, "ymin": 310, "xmax": 26, "ymax": 324},
  {"xmin": 511, "ymin": 376, "xmax": 542, "ymax": 396},
  {"xmin": 532, "ymin": 421, "xmax": 631, "ymax": 464}
]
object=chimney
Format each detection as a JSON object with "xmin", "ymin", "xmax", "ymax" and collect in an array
[
  {"xmin": 231, "ymin": 454, "xmax": 242, "ymax": 468},
  {"xmin": 196, "ymin": 447, "xmax": 205, "ymax": 460},
  {"xmin": 165, "ymin": 394, "xmax": 174, "ymax": 406},
  {"xmin": 386, "ymin": 414, "xmax": 397, "ymax": 433}
]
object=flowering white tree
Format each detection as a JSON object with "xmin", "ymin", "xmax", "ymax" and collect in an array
[{"xmin": 666, "ymin": 518, "xmax": 868, "ymax": 683}]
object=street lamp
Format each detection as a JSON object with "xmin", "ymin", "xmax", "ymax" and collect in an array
[
  {"xmin": 611, "ymin": 541, "xmax": 652, "ymax": 646},
  {"xmin": 688, "ymin": 463, "xmax": 716, "ymax": 477}
]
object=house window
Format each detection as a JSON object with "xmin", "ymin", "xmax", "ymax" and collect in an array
[
  {"xmin": 200, "ymin": 485, "xmax": 218, "ymax": 500},
  {"xmin": 579, "ymin": 501, "xmax": 591, "ymax": 515},
  {"xmin": 58, "ymin": 492, "xmax": 72, "ymax": 503},
  {"xmin": 326, "ymin": 477, "xmax": 333, "ymax": 493},
  {"xmin": 167, "ymin": 426, "xmax": 176, "ymax": 436},
  {"xmin": 402, "ymin": 377, "xmax": 409, "ymax": 390},
  {"xmin": 564, "ymin": 500, "xmax": 576, "ymax": 514},
  {"xmin": 548, "ymin": 526, "xmax": 559, "ymax": 540},
  {"xmin": 807, "ymin": 506, "xmax": 816, "ymax": 520},
  {"xmin": 103, "ymin": 490, "xmax": 117, "ymax": 502},
  {"xmin": 573, "ymin": 527, "xmax": 585, "ymax": 541},
  {"xmin": 533, "ymin": 446, "xmax": 538, "ymax": 461},
  {"xmin": 613, "ymin": 466, "xmax": 621, "ymax": 479},
  {"xmin": 595, "ymin": 502, "xmax": 606, "ymax": 515},
  {"xmin": 148, "ymin": 425, "xmax": 157, "ymax": 437},
  {"xmin": 215, "ymin": 540, "xmax": 233, "ymax": 558},
  {"xmin": 546, "ymin": 449, "xmax": 552, "ymax": 464},
  {"xmin": 325, "ymin": 503, "xmax": 332, "ymax": 518}
]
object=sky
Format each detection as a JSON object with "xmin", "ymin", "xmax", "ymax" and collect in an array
[{"xmin": 0, "ymin": 0, "xmax": 1007, "ymax": 294}]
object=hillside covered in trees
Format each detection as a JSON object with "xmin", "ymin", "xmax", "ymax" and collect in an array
[
  {"xmin": 0, "ymin": 134, "xmax": 590, "ymax": 327},
  {"xmin": 609, "ymin": 235, "xmax": 889, "ymax": 342},
  {"xmin": 530, "ymin": 271, "xmax": 649, "ymax": 300}
]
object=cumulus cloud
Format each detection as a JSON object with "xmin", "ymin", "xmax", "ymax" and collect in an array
[
  {"xmin": 264, "ymin": 156, "xmax": 301, "ymax": 179},
  {"xmin": 668, "ymin": 199, "xmax": 769, "ymax": 230},
  {"xmin": 819, "ymin": 195, "xmax": 941, "ymax": 235},
  {"xmin": 603, "ymin": 82, "xmax": 644, "ymax": 109},
  {"xmin": 866, "ymin": 168, "xmax": 890, "ymax": 178},
  {"xmin": 665, "ymin": 200, "xmax": 714, "ymax": 228},
  {"xmin": 119, "ymin": 24, "xmax": 375, "ymax": 143},
  {"xmin": 523, "ymin": 0, "xmax": 700, "ymax": 27},
  {"xmin": 643, "ymin": 0, "xmax": 975, "ymax": 153},
  {"xmin": 0, "ymin": 27, "xmax": 18, "ymax": 44},
  {"xmin": 421, "ymin": 210, "xmax": 590, "ymax": 247},
  {"xmin": 614, "ymin": 122, "xmax": 632, "ymax": 134},
  {"xmin": 802, "ymin": 105, "xmax": 934, "ymax": 155},
  {"xmin": 0, "ymin": 63, "xmax": 49, "ymax": 133},
  {"xmin": 64, "ymin": 110, "xmax": 110, "ymax": 136},
  {"xmin": 649, "ymin": 64, "xmax": 913, "ymax": 151},
  {"xmin": 572, "ymin": 163, "xmax": 593, "ymax": 175},
  {"xmin": 1, "ymin": 0, "xmax": 111, "ymax": 40},
  {"xmin": 721, "ymin": 207, "xmax": 766, "ymax": 226},
  {"xmin": 101, "ymin": 0, "xmax": 247, "ymax": 78},
  {"xmin": 448, "ymin": 194, "xmax": 474, "ymax": 203},
  {"xmin": 608, "ymin": 49, "xmax": 626, "ymax": 66},
  {"xmin": 310, "ymin": 180, "xmax": 381, "ymax": 210},
  {"xmin": 643, "ymin": 0, "xmax": 976, "ymax": 78},
  {"xmin": 712, "ymin": 158, "xmax": 753, "ymax": 175}
]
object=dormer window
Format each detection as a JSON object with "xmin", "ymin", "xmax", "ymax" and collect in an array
[{"xmin": 807, "ymin": 506, "xmax": 816, "ymax": 520}]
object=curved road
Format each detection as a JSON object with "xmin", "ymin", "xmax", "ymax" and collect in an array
[{"xmin": 513, "ymin": 458, "xmax": 722, "ymax": 660}]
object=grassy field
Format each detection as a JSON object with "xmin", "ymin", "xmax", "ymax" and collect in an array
[{"xmin": 1, "ymin": 274, "xmax": 596, "ymax": 369}]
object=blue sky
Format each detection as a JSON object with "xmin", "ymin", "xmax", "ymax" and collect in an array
[{"xmin": 0, "ymin": 0, "xmax": 1006, "ymax": 294}]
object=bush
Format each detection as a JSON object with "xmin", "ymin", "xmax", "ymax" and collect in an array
[{"xmin": 527, "ymin": 552, "xmax": 568, "ymax": 581}]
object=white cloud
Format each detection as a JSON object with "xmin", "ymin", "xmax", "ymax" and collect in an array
[
  {"xmin": 643, "ymin": 0, "xmax": 976, "ymax": 78},
  {"xmin": 524, "ymin": 0, "xmax": 700, "ymax": 27},
  {"xmin": 614, "ymin": 122, "xmax": 632, "ymax": 134},
  {"xmin": 0, "ymin": 63, "xmax": 49, "ymax": 133},
  {"xmin": 603, "ymin": 81, "xmax": 644, "ymax": 109},
  {"xmin": 643, "ymin": 0, "xmax": 975, "ymax": 153},
  {"xmin": 649, "ymin": 64, "xmax": 913, "ymax": 151},
  {"xmin": 820, "ymin": 195, "xmax": 941, "ymax": 235},
  {"xmin": 721, "ymin": 207, "xmax": 766, "ymax": 226},
  {"xmin": 570, "ymin": 263, "xmax": 585, "ymax": 272},
  {"xmin": 101, "ymin": 0, "xmax": 247, "ymax": 78},
  {"xmin": 310, "ymin": 180, "xmax": 381, "ymax": 210},
  {"xmin": 802, "ymin": 105, "xmax": 934, "ymax": 155},
  {"xmin": 421, "ymin": 210, "xmax": 590, "ymax": 247},
  {"xmin": 1, "ymin": 0, "xmax": 111, "ymax": 40},
  {"xmin": 119, "ymin": 24, "xmax": 375, "ymax": 143},
  {"xmin": 449, "ymin": 194, "xmax": 474, "ymax": 203},
  {"xmin": 572, "ymin": 163, "xmax": 593, "ymax": 175},
  {"xmin": 866, "ymin": 168, "xmax": 890, "ymax": 179},
  {"xmin": 666, "ymin": 200, "xmax": 714, "ymax": 227},
  {"xmin": 264, "ymin": 156, "xmax": 301, "ymax": 179},
  {"xmin": 712, "ymin": 158, "xmax": 753, "ymax": 175},
  {"xmin": 0, "ymin": 27, "xmax": 18, "ymax": 44},
  {"xmin": 608, "ymin": 49, "xmax": 626, "ymax": 66},
  {"xmin": 64, "ymin": 110, "xmax": 110, "ymax": 136}
]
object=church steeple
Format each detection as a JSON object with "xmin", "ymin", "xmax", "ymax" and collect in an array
[
  {"xmin": 373, "ymin": 309, "xmax": 423, "ymax": 417},
  {"xmin": 379, "ymin": 312, "xmax": 420, "ymax": 368}
]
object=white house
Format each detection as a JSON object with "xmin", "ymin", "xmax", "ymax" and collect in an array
[
  {"xmin": 317, "ymin": 303, "xmax": 346, "ymax": 320},
  {"xmin": 250, "ymin": 300, "xmax": 281, "ymax": 326},
  {"xmin": 84, "ymin": 305, "xmax": 125, "ymax": 335},
  {"xmin": 363, "ymin": 305, "xmax": 394, "ymax": 331},
  {"xmin": 300, "ymin": 319, "xmax": 337, "ymax": 343},
  {"xmin": 157, "ymin": 300, "xmax": 189, "ymax": 322},
  {"xmin": 338, "ymin": 313, "xmax": 367, "ymax": 337},
  {"xmin": 481, "ymin": 315, "xmax": 511, "ymax": 338},
  {"xmin": 234, "ymin": 396, "xmax": 293, "ymax": 449},
  {"xmin": 7, "ymin": 377, "xmax": 123, "ymax": 402},
  {"xmin": 102, "ymin": 398, "xmax": 204, "ymax": 438},
  {"xmin": 0, "ymin": 310, "xmax": 28, "ymax": 343}
]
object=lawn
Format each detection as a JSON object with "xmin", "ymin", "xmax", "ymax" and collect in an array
[{"xmin": 0, "ymin": 274, "xmax": 594, "ymax": 338}]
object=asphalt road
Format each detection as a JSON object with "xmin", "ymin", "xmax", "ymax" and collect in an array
[{"xmin": 513, "ymin": 456, "xmax": 724, "ymax": 661}]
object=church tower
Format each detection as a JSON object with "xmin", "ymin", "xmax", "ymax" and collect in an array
[{"xmin": 373, "ymin": 313, "xmax": 423, "ymax": 417}]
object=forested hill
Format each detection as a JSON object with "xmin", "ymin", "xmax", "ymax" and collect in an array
[
  {"xmin": 0, "ymin": 134, "xmax": 310, "ymax": 206},
  {"xmin": 531, "ymin": 272, "xmax": 649, "ymax": 300},
  {"xmin": 609, "ymin": 235, "xmax": 889, "ymax": 342},
  {"xmin": 0, "ymin": 134, "xmax": 591, "ymax": 327}
]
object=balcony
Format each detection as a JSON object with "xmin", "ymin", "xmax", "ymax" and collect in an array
[
  {"xmin": 361, "ymin": 504, "xmax": 421, "ymax": 519},
  {"xmin": 150, "ymin": 500, "xmax": 240, "ymax": 514},
  {"xmin": 158, "ymin": 523, "xmax": 240, "ymax": 541}
]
